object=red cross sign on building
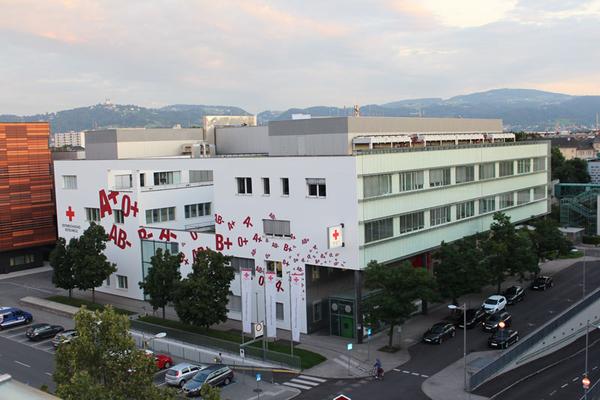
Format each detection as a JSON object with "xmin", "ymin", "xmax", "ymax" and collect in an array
[
  {"xmin": 328, "ymin": 224, "xmax": 344, "ymax": 249},
  {"xmin": 65, "ymin": 206, "xmax": 75, "ymax": 222}
]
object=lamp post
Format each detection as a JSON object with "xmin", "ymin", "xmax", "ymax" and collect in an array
[
  {"xmin": 448, "ymin": 303, "xmax": 468, "ymax": 392},
  {"xmin": 143, "ymin": 331, "xmax": 167, "ymax": 350},
  {"xmin": 583, "ymin": 248, "xmax": 587, "ymax": 300}
]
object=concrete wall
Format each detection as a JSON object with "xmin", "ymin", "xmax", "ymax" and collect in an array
[
  {"xmin": 203, "ymin": 115, "xmax": 257, "ymax": 145},
  {"xmin": 215, "ymin": 126, "xmax": 268, "ymax": 154},
  {"xmin": 85, "ymin": 129, "xmax": 118, "ymax": 159}
]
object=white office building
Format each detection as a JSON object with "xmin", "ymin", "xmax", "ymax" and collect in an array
[{"xmin": 54, "ymin": 117, "xmax": 550, "ymax": 339}]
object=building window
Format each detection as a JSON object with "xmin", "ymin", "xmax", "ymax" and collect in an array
[
  {"xmin": 479, "ymin": 196, "xmax": 496, "ymax": 214},
  {"xmin": 517, "ymin": 189, "xmax": 531, "ymax": 205},
  {"xmin": 517, "ymin": 159, "xmax": 531, "ymax": 174},
  {"xmin": 189, "ymin": 170, "xmax": 213, "ymax": 183},
  {"xmin": 184, "ymin": 202, "xmax": 211, "ymax": 218},
  {"xmin": 85, "ymin": 208, "xmax": 100, "ymax": 222},
  {"xmin": 116, "ymin": 275, "xmax": 128, "ymax": 289},
  {"xmin": 399, "ymin": 212, "xmax": 425, "ymax": 234},
  {"xmin": 400, "ymin": 171, "xmax": 424, "ymax": 192},
  {"xmin": 145, "ymin": 207, "xmax": 176, "ymax": 224},
  {"xmin": 430, "ymin": 206, "xmax": 451, "ymax": 227},
  {"xmin": 114, "ymin": 174, "xmax": 132, "ymax": 189},
  {"xmin": 236, "ymin": 177, "xmax": 252, "ymax": 194},
  {"xmin": 363, "ymin": 174, "xmax": 392, "ymax": 198},
  {"xmin": 313, "ymin": 302, "xmax": 322, "ymax": 322},
  {"xmin": 263, "ymin": 219, "xmax": 291, "ymax": 238},
  {"xmin": 9, "ymin": 254, "xmax": 35, "ymax": 267},
  {"xmin": 499, "ymin": 192, "xmax": 514, "ymax": 209},
  {"xmin": 311, "ymin": 266, "xmax": 320, "ymax": 282},
  {"xmin": 227, "ymin": 295, "xmax": 242, "ymax": 312},
  {"xmin": 533, "ymin": 157, "xmax": 546, "ymax": 172},
  {"xmin": 479, "ymin": 163, "xmax": 496, "ymax": 180},
  {"xmin": 534, "ymin": 185, "xmax": 546, "ymax": 200},
  {"xmin": 62, "ymin": 175, "xmax": 77, "ymax": 189},
  {"xmin": 429, "ymin": 168, "xmax": 451, "ymax": 187},
  {"xmin": 114, "ymin": 210, "xmax": 124, "ymax": 224},
  {"xmin": 266, "ymin": 260, "xmax": 283, "ymax": 278},
  {"xmin": 499, "ymin": 161, "xmax": 514, "ymax": 177},
  {"xmin": 140, "ymin": 173, "xmax": 145, "ymax": 187},
  {"xmin": 153, "ymin": 171, "xmax": 181, "ymax": 186},
  {"xmin": 364, "ymin": 218, "xmax": 393, "ymax": 243},
  {"xmin": 307, "ymin": 178, "xmax": 326, "ymax": 198},
  {"xmin": 262, "ymin": 178, "xmax": 270, "ymax": 195},
  {"xmin": 105, "ymin": 276, "xmax": 110, "ymax": 286},
  {"xmin": 455, "ymin": 166, "xmax": 475, "ymax": 184},
  {"xmin": 231, "ymin": 257, "xmax": 255, "ymax": 274},
  {"xmin": 276, "ymin": 302, "xmax": 284, "ymax": 320},
  {"xmin": 281, "ymin": 178, "xmax": 290, "ymax": 196},
  {"xmin": 456, "ymin": 201, "xmax": 475, "ymax": 220}
]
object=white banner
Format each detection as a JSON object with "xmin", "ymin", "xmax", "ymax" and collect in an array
[
  {"xmin": 265, "ymin": 271, "xmax": 277, "ymax": 338},
  {"xmin": 290, "ymin": 270, "xmax": 304, "ymax": 343},
  {"xmin": 241, "ymin": 268, "xmax": 253, "ymax": 334}
]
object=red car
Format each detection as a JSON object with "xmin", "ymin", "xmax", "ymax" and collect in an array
[{"xmin": 145, "ymin": 349, "xmax": 173, "ymax": 370}]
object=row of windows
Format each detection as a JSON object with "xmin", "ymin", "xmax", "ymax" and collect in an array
[
  {"xmin": 84, "ymin": 203, "xmax": 212, "ymax": 224},
  {"xmin": 362, "ymin": 157, "xmax": 546, "ymax": 198},
  {"xmin": 105, "ymin": 274, "xmax": 128, "ymax": 289},
  {"xmin": 63, "ymin": 170, "xmax": 214, "ymax": 191},
  {"xmin": 9, "ymin": 254, "xmax": 35, "ymax": 267},
  {"xmin": 363, "ymin": 185, "xmax": 547, "ymax": 243},
  {"xmin": 236, "ymin": 177, "xmax": 324, "ymax": 198}
]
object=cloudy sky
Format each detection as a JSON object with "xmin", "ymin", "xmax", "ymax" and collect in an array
[{"xmin": 1, "ymin": 0, "xmax": 600, "ymax": 115}]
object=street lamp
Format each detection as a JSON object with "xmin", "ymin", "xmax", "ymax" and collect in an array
[
  {"xmin": 584, "ymin": 320, "xmax": 600, "ymax": 400},
  {"xmin": 448, "ymin": 303, "xmax": 468, "ymax": 392},
  {"xmin": 498, "ymin": 321, "xmax": 506, "ymax": 330},
  {"xmin": 143, "ymin": 331, "xmax": 167, "ymax": 349}
]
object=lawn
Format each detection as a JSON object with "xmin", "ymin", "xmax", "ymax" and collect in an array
[{"xmin": 46, "ymin": 295, "xmax": 135, "ymax": 316}]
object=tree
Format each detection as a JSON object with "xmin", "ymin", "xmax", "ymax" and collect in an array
[
  {"xmin": 529, "ymin": 217, "xmax": 571, "ymax": 262},
  {"xmin": 551, "ymin": 146, "xmax": 565, "ymax": 179},
  {"xmin": 434, "ymin": 237, "xmax": 488, "ymax": 305},
  {"xmin": 50, "ymin": 237, "xmax": 77, "ymax": 299},
  {"xmin": 54, "ymin": 306, "xmax": 176, "ymax": 400},
  {"xmin": 139, "ymin": 248, "xmax": 182, "ymax": 319},
  {"xmin": 72, "ymin": 223, "xmax": 116, "ymax": 303},
  {"xmin": 482, "ymin": 212, "xmax": 538, "ymax": 292},
  {"xmin": 363, "ymin": 261, "xmax": 437, "ymax": 348},
  {"xmin": 200, "ymin": 383, "xmax": 221, "ymax": 400},
  {"xmin": 552, "ymin": 146, "xmax": 591, "ymax": 183},
  {"xmin": 173, "ymin": 249, "xmax": 234, "ymax": 329}
]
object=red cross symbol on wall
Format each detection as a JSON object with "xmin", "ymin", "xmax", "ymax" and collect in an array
[
  {"xmin": 65, "ymin": 206, "xmax": 75, "ymax": 222},
  {"xmin": 332, "ymin": 229, "xmax": 340, "ymax": 240}
]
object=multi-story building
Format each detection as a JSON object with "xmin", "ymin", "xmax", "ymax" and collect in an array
[
  {"xmin": 550, "ymin": 136, "xmax": 596, "ymax": 160},
  {"xmin": 1, "ymin": 123, "xmax": 57, "ymax": 273},
  {"xmin": 53, "ymin": 117, "xmax": 550, "ymax": 339},
  {"xmin": 52, "ymin": 131, "xmax": 85, "ymax": 148},
  {"xmin": 588, "ymin": 160, "xmax": 600, "ymax": 184}
]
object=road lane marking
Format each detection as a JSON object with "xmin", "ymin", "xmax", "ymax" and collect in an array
[
  {"xmin": 411, "ymin": 372, "xmax": 420, "ymax": 376},
  {"xmin": 290, "ymin": 378, "xmax": 319, "ymax": 387},
  {"xmin": 421, "ymin": 374, "xmax": 429, "ymax": 378},
  {"xmin": 14, "ymin": 361, "xmax": 30, "ymax": 368},
  {"xmin": 572, "ymin": 377, "xmax": 579, "ymax": 382},
  {"xmin": 393, "ymin": 368, "xmax": 401, "ymax": 372},
  {"xmin": 560, "ymin": 383, "xmax": 568, "ymax": 388},
  {"xmin": 402, "ymin": 370, "xmax": 410, "ymax": 374},
  {"xmin": 45, "ymin": 372, "xmax": 52, "ymax": 376},
  {"xmin": 549, "ymin": 390, "xmax": 556, "ymax": 396}
]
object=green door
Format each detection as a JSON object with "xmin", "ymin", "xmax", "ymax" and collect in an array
[{"xmin": 341, "ymin": 316, "xmax": 354, "ymax": 338}]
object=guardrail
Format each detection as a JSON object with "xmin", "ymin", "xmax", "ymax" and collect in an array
[{"xmin": 469, "ymin": 287, "xmax": 600, "ymax": 391}]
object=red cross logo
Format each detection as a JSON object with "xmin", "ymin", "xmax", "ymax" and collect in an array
[
  {"xmin": 268, "ymin": 274, "xmax": 274, "ymax": 281},
  {"xmin": 243, "ymin": 272, "xmax": 250, "ymax": 279},
  {"xmin": 332, "ymin": 229, "xmax": 340, "ymax": 240},
  {"xmin": 65, "ymin": 206, "xmax": 75, "ymax": 221}
]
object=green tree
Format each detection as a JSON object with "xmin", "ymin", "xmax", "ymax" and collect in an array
[
  {"xmin": 200, "ymin": 383, "xmax": 221, "ymax": 400},
  {"xmin": 54, "ymin": 306, "xmax": 176, "ymax": 400},
  {"xmin": 363, "ymin": 261, "xmax": 437, "ymax": 348},
  {"xmin": 529, "ymin": 217, "xmax": 571, "ymax": 262},
  {"xmin": 72, "ymin": 223, "xmax": 116, "ymax": 303},
  {"xmin": 173, "ymin": 249, "xmax": 234, "ymax": 329},
  {"xmin": 434, "ymin": 237, "xmax": 488, "ymax": 305},
  {"xmin": 552, "ymin": 146, "xmax": 591, "ymax": 183},
  {"xmin": 139, "ymin": 248, "xmax": 182, "ymax": 319},
  {"xmin": 50, "ymin": 237, "xmax": 77, "ymax": 299},
  {"xmin": 551, "ymin": 146, "xmax": 565, "ymax": 179}
]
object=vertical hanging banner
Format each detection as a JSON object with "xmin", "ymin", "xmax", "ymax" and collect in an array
[
  {"xmin": 265, "ymin": 271, "xmax": 277, "ymax": 338},
  {"xmin": 290, "ymin": 271, "xmax": 304, "ymax": 342},
  {"xmin": 241, "ymin": 268, "xmax": 253, "ymax": 334}
]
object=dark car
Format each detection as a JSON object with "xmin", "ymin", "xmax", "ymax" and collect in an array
[
  {"xmin": 488, "ymin": 329, "xmax": 519, "ymax": 349},
  {"xmin": 422, "ymin": 322, "xmax": 456, "ymax": 344},
  {"xmin": 482, "ymin": 311, "xmax": 512, "ymax": 332},
  {"xmin": 502, "ymin": 285, "xmax": 525, "ymax": 305},
  {"xmin": 183, "ymin": 364, "xmax": 234, "ymax": 397},
  {"xmin": 52, "ymin": 329, "xmax": 78, "ymax": 348},
  {"xmin": 26, "ymin": 323, "xmax": 64, "ymax": 341},
  {"xmin": 457, "ymin": 308, "xmax": 487, "ymax": 329},
  {"xmin": 531, "ymin": 276, "xmax": 554, "ymax": 291}
]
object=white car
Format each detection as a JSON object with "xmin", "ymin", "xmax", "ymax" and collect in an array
[{"xmin": 482, "ymin": 295, "xmax": 507, "ymax": 314}]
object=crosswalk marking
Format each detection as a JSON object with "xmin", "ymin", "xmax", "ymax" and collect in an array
[
  {"xmin": 283, "ymin": 381, "xmax": 313, "ymax": 390},
  {"xmin": 290, "ymin": 378, "xmax": 318, "ymax": 387},
  {"xmin": 298, "ymin": 375, "xmax": 326, "ymax": 383},
  {"xmin": 282, "ymin": 375, "xmax": 327, "ymax": 392}
]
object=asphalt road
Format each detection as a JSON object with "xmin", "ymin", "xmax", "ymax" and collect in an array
[{"xmin": 295, "ymin": 260, "xmax": 600, "ymax": 400}]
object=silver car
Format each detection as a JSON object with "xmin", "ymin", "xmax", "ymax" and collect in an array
[{"xmin": 164, "ymin": 363, "xmax": 206, "ymax": 387}]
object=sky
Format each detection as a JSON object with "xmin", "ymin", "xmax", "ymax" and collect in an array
[{"xmin": 1, "ymin": 0, "xmax": 600, "ymax": 115}]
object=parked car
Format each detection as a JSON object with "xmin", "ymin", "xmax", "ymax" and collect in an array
[
  {"xmin": 165, "ymin": 363, "xmax": 207, "ymax": 388},
  {"xmin": 183, "ymin": 364, "xmax": 234, "ymax": 397},
  {"xmin": 26, "ymin": 323, "xmax": 64, "ymax": 341},
  {"xmin": 488, "ymin": 329, "xmax": 519, "ymax": 349},
  {"xmin": 457, "ymin": 308, "xmax": 487, "ymax": 329},
  {"xmin": 422, "ymin": 322, "xmax": 456, "ymax": 344},
  {"xmin": 531, "ymin": 275, "xmax": 554, "ymax": 291},
  {"xmin": 482, "ymin": 311, "xmax": 512, "ymax": 332},
  {"xmin": 0, "ymin": 307, "xmax": 32, "ymax": 330},
  {"xmin": 482, "ymin": 295, "xmax": 507, "ymax": 314},
  {"xmin": 502, "ymin": 286, "xmax": 525, "ymax": 305},
  {"xmin": 144, "ymin": 349, "xmax": 173, "ymax": 370},
  {"xmin": 52, "ymin": 329, "xmax": 78, "ymax": 348}
]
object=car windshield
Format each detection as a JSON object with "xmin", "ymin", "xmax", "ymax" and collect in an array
[
  {"xmin": 505, "ymin": 288, "xmax": 516, "ymax": 295},
  {"xmin": 534, "ymin": 277, "xmax": 546, "ymax": 283},
  {"xmin": 430, "ymin": 325, "xmax": 445, "ymax": 333},
  {"xmin": 192, "ymin": 372, "xmax": 209, "ymax": 382},
  {"xmin": 484, "ymin": 299, "xmax": 498, "ymax": 305}
]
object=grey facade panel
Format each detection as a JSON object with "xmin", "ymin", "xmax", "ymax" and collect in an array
[
  {"xmin": 215, "ymin": 126, "xmax": 268, "ymax": 154},
  {"xmin": 347, "ymin": 116, "xmax": 503, "ymax": 133},
  {"xmin": 269, "ymin": 117, "xmax": 349, "ymax": 136},
  {"xmin": 85, "ymin": 130, "xmax": 118, "ymax": 159}
]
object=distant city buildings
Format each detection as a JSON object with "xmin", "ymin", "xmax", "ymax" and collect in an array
[
  {"xmin": 550, "ymin": 136, "xmax": 598, "ymax": 160},
  {"xmin": 51, "ymin": 131, "xmax": 85, "ymax": 148}
]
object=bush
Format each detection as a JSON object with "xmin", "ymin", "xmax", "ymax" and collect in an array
[{"xmin": 583, "ymin": 236, "xmax": 600, "ymax": 245}]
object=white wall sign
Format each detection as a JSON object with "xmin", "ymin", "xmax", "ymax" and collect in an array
[{"xmin": 328, "ymin": 225, "xmax": 344, "ymax": 248}]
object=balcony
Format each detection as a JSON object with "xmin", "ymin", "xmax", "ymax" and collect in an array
[{"xmin": 139, "ymin": 181, "xmax": 213, "ymax": 192}]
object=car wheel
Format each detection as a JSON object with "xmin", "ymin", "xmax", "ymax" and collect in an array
[
  {"xmin": 224, "ymin": 377, "xmax": 231, "ymax": 385},
  {"xmin": 163, "ymin": 362, "xmax": 171, "ymax": 369},
  {"xmin": 179, "ymin": 380, "xmax": 186, "ymax": 388}
]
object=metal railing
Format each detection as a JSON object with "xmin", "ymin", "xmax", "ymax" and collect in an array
[
  {"xmin": 353, "ymin": 140, "xmax": 548, "ymax": 156},
  {"xmin": 469, "ymin": 287, "xmax": 600, "ymax": 391}
]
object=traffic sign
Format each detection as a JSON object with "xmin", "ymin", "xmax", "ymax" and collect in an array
[
  {"xmin": 256, "ymin": 373, "xmax": 262, "ymax": 382},
  {"xmin": 347, "ymin": 343, "xmax": 353, "ymax": 351},
  {"xmin": 240, "ymin": 348, "xmax": 245, "ymax": 359},
  {"xmin": 254, "ymin": 322, "xmax": 264, "ymax": 339},
  {"xmin": 333, "ymin": 395, "xmax": 351, "ymax": 400}
]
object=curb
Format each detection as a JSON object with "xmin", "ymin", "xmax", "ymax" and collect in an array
[{"xmin": 19, "ymin": 296, "xmax": 79, "ymax": 319}]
